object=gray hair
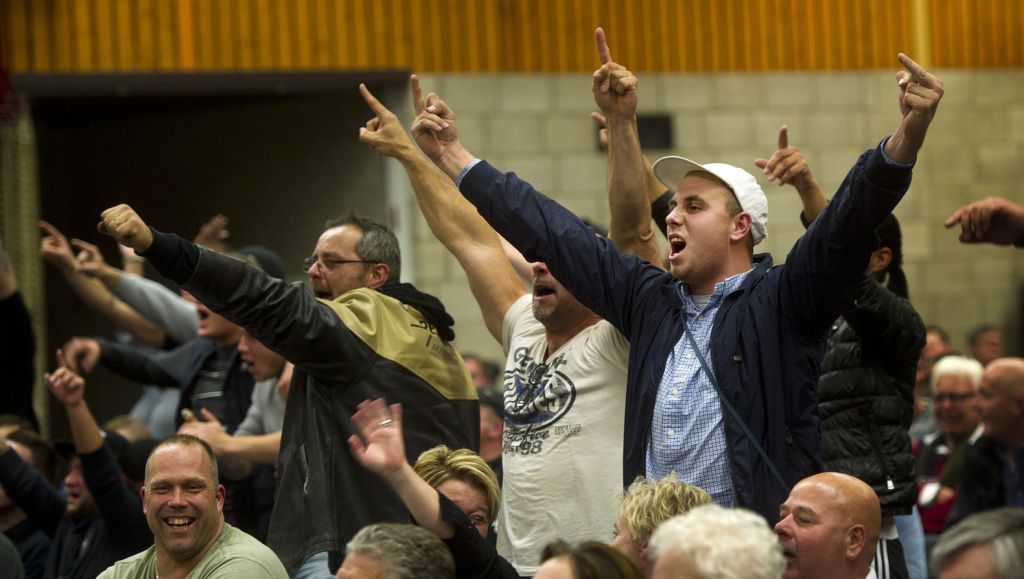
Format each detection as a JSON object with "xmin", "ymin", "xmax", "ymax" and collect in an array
[
  {"xmin": 648, "ymin": 505, "xmax": 784, "ymax": 579},
  {"xmin": 345, "ymin": 523, "xmax": 454, "ymax": 578},
  {"xmin": 324, "ymin": 215, "xmax": 401, "ymax": 283},
  {"xmin": 931, "ymin": 355, "xmax": 985, "ymax": 392},
  {"xmin": 931, "ymin": 507, "xmax": 1024, "ymax": 575}
]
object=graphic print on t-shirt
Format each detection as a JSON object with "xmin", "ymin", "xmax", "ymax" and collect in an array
[{"xmin": 502, "ymin": 346, "xmax": 577, "ymax": 456}]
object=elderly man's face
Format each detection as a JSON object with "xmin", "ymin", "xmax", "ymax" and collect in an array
[
  {"xmin": 307, "ymin": 225, "xmax": 377, "ymax": 300},
  {"xmin": 933, "ymin": 374, "xmax": 981, "ymax": 439},
  {"xmin": 975, "ymin": 363, "xmax": 1022, "ymax": 444},
  {"xmin": 775, "ymin": 480, "xmax": 850, "ymax": 579}
]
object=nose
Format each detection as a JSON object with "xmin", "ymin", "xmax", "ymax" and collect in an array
[
  {"xmin": 238, "ymin": 335, "xmax": 250, "ymax": 354},
  {"xmin": 774, "ymin": 517, "xmax": 791, "ymax": 539},
  {"xmin": 168, "ymin": 487, "xmax": 187, "ymax": 507},
  {"xmin": 531, "ymin": 262, "xmax": 549, "ymax": 276}
]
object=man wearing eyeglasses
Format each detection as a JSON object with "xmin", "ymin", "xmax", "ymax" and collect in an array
[
  {"xmin": 915, "ymin": 356, "xmax": 983, "ymax": 536},
  {"xmin": 92, "ymin": 206, "xmax": 479, "ymax": 578}
]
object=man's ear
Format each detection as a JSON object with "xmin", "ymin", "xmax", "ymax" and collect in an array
[
  {"xmin": 216, "ymin": 484, "xmax": 226, "ymax": 512},
  {"xmin": 845, "ymin": 524, "xmax": 867, "ymax": 561},
  {"xmin": 869, "ymin": 247, "xmax": 893, "ymax": 274},
  {"xmin": 141, "ymin": 486, "xmax": 147, "ymax": 514},
  {"xmin": 731, "ymin": 212, "xmax": 753, "ymax": 242},
  {"xmin": 366, "ymin": 263, "xmax": 391, "ymax": 289}
]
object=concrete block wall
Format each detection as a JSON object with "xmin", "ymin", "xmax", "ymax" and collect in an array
[{"xmin": 406, "ymin": 70, "xmax": 1024, "ymax": 363}]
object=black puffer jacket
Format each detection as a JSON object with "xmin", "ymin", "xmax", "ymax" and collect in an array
[{"xmin": 817, "ymin": 275, "xmax": 925, "ymax": 516}]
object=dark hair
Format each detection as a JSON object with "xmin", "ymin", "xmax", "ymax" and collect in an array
[
  {"xmin": 968, "ymin": 324, "xmax": 1001, "ymax": 347},
  {"xmin": 541, "ymin": 540, "xmax": 645, "ymax": 579},
  {"xmin": 0, "ymin": 414, "xmax": 34, "ymax": 432},
  {"xmin": 875, "ymin": 214, "xmax": 909, "ymax": 299},
  {"xmin": 927, "ymin": 324, "xmax": 952, "ymax": 345},
  {"xmin": 324, "ymin": 214, "xmax": 401, "ymax": 283},
  {"xmin": 7, "ymin": 429, "xmax": 57, "ymax": 484}
]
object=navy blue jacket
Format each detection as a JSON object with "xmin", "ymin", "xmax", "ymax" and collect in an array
[
  {"xmin": 459, "ymin": 144, "xmax": 912, "ymax": 522},
  {"xmin": 0, "ymin": 443, "xmax": 150, "ymax": 578}
]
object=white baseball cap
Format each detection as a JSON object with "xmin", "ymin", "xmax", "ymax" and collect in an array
[{"xmin": 652, "ymin": 156, "xmax": 769, "ymax": 245}]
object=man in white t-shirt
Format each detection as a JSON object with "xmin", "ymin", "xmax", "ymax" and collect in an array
[{"xmin": 358, "ymin": 79, "xmax": 634, "ymax": 575}]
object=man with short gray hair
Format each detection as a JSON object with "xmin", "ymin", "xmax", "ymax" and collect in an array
[
  {"xmin": 336, "ymin": 523, "xmax": 454, "ymax": 579},
  {"xmin": 930, "ymin": 507, "xmax": 1024, "ymax": 578},
  {"xmin": 99, "ymin": 434, "xmax": 287, "ymax": 578}
]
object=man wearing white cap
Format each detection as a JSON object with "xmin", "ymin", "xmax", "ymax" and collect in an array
[{"xmin": 412, "ymin": 28, "xmax": 943, "ymax": 525}]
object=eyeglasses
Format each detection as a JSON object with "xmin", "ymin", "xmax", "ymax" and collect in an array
[
  {"xmin": 303, "ymin": 256, "xmax": 376, "ymax": 271},
  {"xmin": 933, "ymin": 392, "xmax": 976, "ymax": 404}
]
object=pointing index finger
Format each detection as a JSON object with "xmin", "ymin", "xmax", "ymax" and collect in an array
[
  {"xmin": 778, "ymin": 125, "xmax": 789, "ymax": 150},
  {"xmin": 596, "ymin": 27, "xmax": 612, "ymax": 65},
  {"xmin": 411, "ymin": 74, "xmax": 424, "ymax": 115},
  {"xmin": 359, "ymin": 83, "xmax": 387, "ymax": 116}
]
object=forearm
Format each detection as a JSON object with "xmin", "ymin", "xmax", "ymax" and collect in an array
[
  {"xmin": 115, "ymin": 272, "xmax": 198, "ymax": 345},
  {"xmin": 784, "ymin": 144, "xmax": 912, "ymax": 333},
  {"xmin": 384, "ymin": 463, "xmax": 456, "ymax": 539},
  {"xmin": 797, "ymin": 180, "xmax": 828, "ymax": 223},
  {"xmin": 222, "ymin": 431, "xmax": 281, "ymax": 465},
  {"xmin": 401, "ymin": 149, "xmax": 504, "ymax": 257},
  {"xmin": 98, "ymin": 338, "xmax": 183, "ymax": 386},
  {"xmin": 607, "ymin": 115, "xmax": 657, "ymax": 256},
  {"xmin": 65, "ymin": 403, "xmax": 104, "ymax": 454},
  {"xmin": 432, "ymin": 143, "xmax": 477, "ymax": 183}
]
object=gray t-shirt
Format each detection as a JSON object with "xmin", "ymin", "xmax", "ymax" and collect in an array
[{"xmin": 98, "ymin": 523, "xmax": 287, "ymax": 578}]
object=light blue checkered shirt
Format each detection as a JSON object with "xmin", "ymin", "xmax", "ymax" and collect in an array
[{"xmin": 646, "ymin": 269, "xmax": 752, "ymax": 507}]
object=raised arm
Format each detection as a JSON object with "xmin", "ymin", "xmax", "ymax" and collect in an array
[
  {"xmin": 348, "ymin": 399, "xmax": 454, "ymax": 537},
  {"xmin": 40, "ymin": 221, "xmax": 166, "ymax": 348},
  {"xmin": 594, "ymin": 112, "xmax": 669, "ymax": 246},
  {"xmin": 358, "ymin": 79, "xmax": 525, "ymax": 341},
  {"xmin": 44, "ymin": 349, "xmax": 103, "ymax": 454},
  {"xmin": 754, "ymin": 126, "xmax": 826, "ymax": 223},
  {"xmin": 43, "ymin": 351, "xmax": 149, "ymax": 548},
  {"xmin": 781, "ymin": 54, "xmax": 943, "ymax": 335},
  {"xmin": 0, "ymin": 240, "xmax": 38, "ymax": 429},
  {"xmin": 884, "ymin": 53, "xmax": 943, "ymax": 164},
  {"xmin": 594, "ymin": 28, "xmax": 662, "ymax": 266},
  {"xmin": 95, "ymin": 205, "xmax": 381, "ymax": 384}
]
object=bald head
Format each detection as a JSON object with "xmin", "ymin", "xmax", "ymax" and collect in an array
[
  {"xmin": 803, "ymin": 473, "xmax": 880, "ymax": 538},
  {"xmin": 976, "ymin": 357, "xmax": 1024, "ymax": 446},
  {"xmin": 775, "ymin": 472, "xmax": 880, "ymax": 579},
  {"xmin": 985, "ymin": 358, "xmax": 1024, "ymax": 392}
]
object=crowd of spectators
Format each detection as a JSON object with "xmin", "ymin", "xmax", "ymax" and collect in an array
[{"xmin": 4, "ymin": 26, "xmax": 1024, "ymax": 579}]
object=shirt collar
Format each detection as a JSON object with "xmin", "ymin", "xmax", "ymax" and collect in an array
[{"xmin": 679, "ymin": 268, "xmax": 754, "ymax": 313}]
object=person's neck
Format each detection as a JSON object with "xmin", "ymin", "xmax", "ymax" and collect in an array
[
  {"xmin": 686, "ymin": 256, "xmax": 753, "ymax": 296},
  {"xmin": 0, "ymin": 505, "xmax": 26, "ymax": 533},
  {"xmin": 479, "ymin": 437, "xmax": 502, "ymax": 463},
  {"xmin": 543, "ymin": 312, "xmax": 601, "ymax": 357}
]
